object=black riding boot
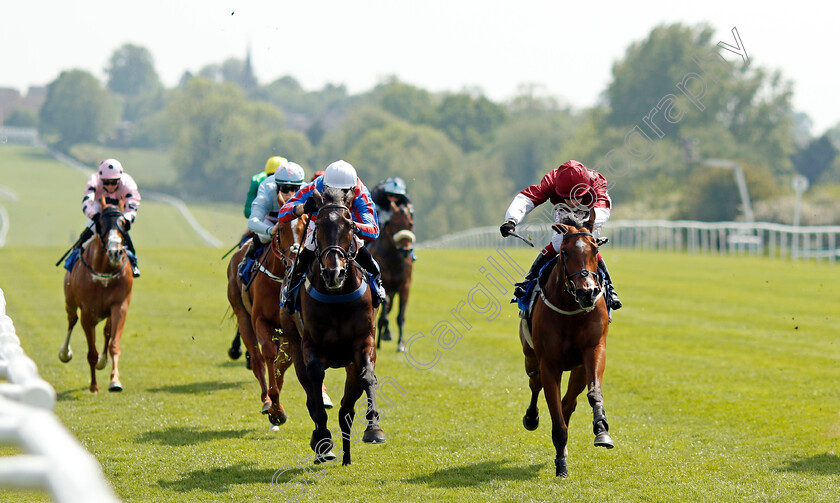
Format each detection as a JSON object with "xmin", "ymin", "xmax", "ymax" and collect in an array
[
  {"xmin": 355, "ymin": 246, "xmax": 388, "ymax": 308},
  {"xmin": 598, "ymin": 257, "xmax": 622, "ymax": 310},
  {"xmin": 282, "ymin": 248, "xmax": 316, "ymax": 314},
  {"xmin": 237, "ymin": 239, "xmax": 260, "ymax": 277},
  {"xmin": 123, "ymin": 232, "xmax": 141, "ymax": 277},
  {"xmin": 514, "ymin": 252, "xmax": 553, "ymax": 299}
]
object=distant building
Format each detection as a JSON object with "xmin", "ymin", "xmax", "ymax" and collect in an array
[{"xmin": 0, "ymin": 86, "xmax": 46, "ymax": 126}]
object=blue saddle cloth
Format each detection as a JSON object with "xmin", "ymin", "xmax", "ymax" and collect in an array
[{"xmin": 238, "ymin": 243, "xmax": 267, "ymax": 286}]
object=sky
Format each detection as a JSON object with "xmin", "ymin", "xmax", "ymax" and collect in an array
[{"xmin": 2, "ymin": 0, "xmax": 838, "ymax": 135}]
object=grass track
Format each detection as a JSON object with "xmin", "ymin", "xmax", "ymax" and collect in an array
[{"xmin": 0, "ymin": 246, "xmax": 838, "ymax": 502}]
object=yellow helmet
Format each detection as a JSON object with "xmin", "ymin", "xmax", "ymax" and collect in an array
[{"xmin": 264, "ymin": 156, "xmax": 288, "ymax": 175}]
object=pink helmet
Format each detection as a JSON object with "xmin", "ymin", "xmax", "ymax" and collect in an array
[{"xmin": 98, "ymin": 159, "xmax": 123, "ymax": 180}]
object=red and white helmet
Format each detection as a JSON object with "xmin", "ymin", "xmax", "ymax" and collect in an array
[
  {"xmin": 323, "ymin": 160, "xmax": 357, "ymax": 189},
  {"xmin": 98, "ymin": 159, "xmax": 123, "ymax": 180}
]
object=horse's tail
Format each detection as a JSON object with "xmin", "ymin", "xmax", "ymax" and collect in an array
[{"xmin": 219, "ymin": 306, "xmax": 235, "ymax": 328}]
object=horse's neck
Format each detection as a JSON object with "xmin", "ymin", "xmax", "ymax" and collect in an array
[
  {"xmin": 544, "ymin": 262, "xmax": 577, "ymax": 308},
  {"xmin": 84, "ymin": 238, "xmax": 119, "ymax": 273}
]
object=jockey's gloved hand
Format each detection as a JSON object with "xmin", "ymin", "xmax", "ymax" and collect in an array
[
  {"xmin": 91, "ymin": 213, "xmax": 101, "ymax": 224},
  {"xmin": 302, "ymin": 196, "xmax": 318, "ymax": 214},
  {"xmin": 500, "ymin": 220, "xmax": 516, "ymax": 237}
]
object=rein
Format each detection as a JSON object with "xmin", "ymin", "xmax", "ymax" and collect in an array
[
  {"xmin": 314, "ymin": 203, "xmax": 358, "ymax": 282},
  {"xmin": 78, "ymin": 235, "xmax": 128, "ymax": 285}
]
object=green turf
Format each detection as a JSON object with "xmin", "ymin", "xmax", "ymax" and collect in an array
[{"xmin": 0, "ymin": 247, "xmax": 838, "ymax": 502}]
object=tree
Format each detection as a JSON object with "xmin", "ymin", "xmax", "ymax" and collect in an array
[
  {"xmin": 4, "ymin": 107, "xmax": 37, "ymax": 128},
  {"xmin": 167, "ymin": 78, "xmax": 285, "ymax": 200},
  {"xmin": 434, "ymin": 92, "xmax": 507, "ymax": 152},
  {"xmin": 370, "ymin": 77, "xmax": 438, "ymax": 125},
  {"xmin": 791, "ymin": 134, "xmax": 838, "ymax": 184},
  {"xmin": 106, "ymin": 44, "xmax": 160, "ymax": 98},
  {"xmin": 39, "ymin": 69, "xmax": 117, "ymax": 149}
]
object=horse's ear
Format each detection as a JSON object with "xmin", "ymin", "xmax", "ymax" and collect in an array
[
  {"xmin": 552, "ymin": 223, "xmax": 569, "ymax": 235},
  {"xmin": 312, "ymin": 189, "xmax": 324, "ymax": 208},
  {"xmin": 596, "ymin": 237, "xmax": 609, "ymax": 247}
]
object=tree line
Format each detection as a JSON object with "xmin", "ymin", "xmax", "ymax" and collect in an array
[{"xmin": 30, "ymin": 23, "xmax": 840, "ymax": 239}]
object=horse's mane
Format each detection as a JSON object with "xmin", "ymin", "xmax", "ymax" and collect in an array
[
  {"xmin": 558, "ymin": 210, "xmax": 590, "ymax": 229},
  {"xmin": 322, "ymin": 186, "xmax": 353, "ymax": 207}
]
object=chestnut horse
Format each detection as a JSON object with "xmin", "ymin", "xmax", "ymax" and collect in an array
[
  {"xmin": 519, "ymin": 211, "xmax": 613, "ymax": 477},
  {"xmin": 280, "ymin": 188, "xmax": 386, "ymax": 466},
  {"xmin": 226, "ymin": 203, "xmax": 333, "ymax": 427},
  {"xmin": 370, "ymin": 201, "xmax": 415, "ymax": 352},
  {"xmin": 60, "ymin": 205, "xmax": 133, "ymax": 393}
]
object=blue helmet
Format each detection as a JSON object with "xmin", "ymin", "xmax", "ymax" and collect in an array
[{"xmin": 382, "ymin": 177, "xmax": 407, "ymax": 195}]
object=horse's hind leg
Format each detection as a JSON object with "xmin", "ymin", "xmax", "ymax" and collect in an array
[
  {"xmin": 107, "ymin": 302, "xmax": 129, "ymax": 392},
  {"xmin": 583, "ymin": 345, "xmax": 613, "ymax": 449},
  {"xmin": 228, "ymin": 330, "xmax": 243, "ymax": 360},
  {"xmin": 256, "ymin": 318, "xmax": 285, "ymax": 426},
  {"xmin": 80, "ymin": 314, "xmax": 99, "ymax": 393},
  {"xmin": 396, "ymin": 285, "xmax": 410, "ymax": 352},
  {"xmin": 523, "ymin": 354, "xmax": 541, "ymax": 431},
  {"xmin": 540, "ymin": 363, "xmax": 569, "ymax": 477}
]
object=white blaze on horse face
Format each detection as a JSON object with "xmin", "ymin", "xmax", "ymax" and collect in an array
[
  {"xmin": 106, "ymin": 229, "xmax": 123, "ymax": 265},
  {"xmin": 575, "ymin": 238, "xmax": 597, "ymax": 291}
]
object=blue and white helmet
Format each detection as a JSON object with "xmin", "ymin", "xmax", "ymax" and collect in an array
[
  {"xmin": 382, "ymin": 177, "xmax": 407, "ymax": 195},
  {"xmin": 273, "ymin": 162, "xmax": 306, "ymax": 186}
]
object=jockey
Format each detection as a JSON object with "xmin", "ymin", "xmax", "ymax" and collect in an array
[
  {"xmin": 500, "ymin": 160, "xmax": 622, "ymax": 310},
  {"xmin": 239, "ymin": 161, "xmax": 306, "ymax": 274},
  {"xmin": 77, "ymin": 159, "xmax": 142, "ymax": 277},
  {"xmin": 369, "ymin": 176, "xmax": 416, "ymax": 260},
  {"xmin": 278, "ymin": 160, "xmax": 388, "ymax": 313},
  {"xmin": 244, "ymin": 156, "xmax": 287, "ymax": 218}
]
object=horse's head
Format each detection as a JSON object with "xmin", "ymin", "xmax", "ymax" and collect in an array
[
  {"xmin": 387, "ymin": 201, "xmax": 416, "ymax": 257},
  {"xmin": 96, "ymin": 205, "xmax": 128, "ymax": 268},
  {"xmin": 551, "ymin": 210, "xmax": 607, "ymax": 310},
  {"xmin": 314, "ymin": 187, "xmax": 357, "ymax": 290},
  {"xmin": 272, "ymin": 191, "xmax": 306, "ymax": 268}
]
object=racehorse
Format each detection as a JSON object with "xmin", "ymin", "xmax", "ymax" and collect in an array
[
  {"xmin": 519, "ymin": 210, "xmax": 613, "ymax": 477},
  {"xmin": 60, "ymin": 204, "xmax": 133, "ymax": 393},
  {"xmin": 280, "ymin": 187, "xmax": 386, "ymax": 466},
  {"xmin": 370, "ymin": 201, "xmax": 415, "ymax": 352},
  {"xmin": 226, "ymin": 202, "xmax": 332, "ymax": 426}
]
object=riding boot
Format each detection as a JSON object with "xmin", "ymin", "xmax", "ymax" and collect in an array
[
  {"xmin": 282, "ymin": 248, "xmax": 316, "ymax": 314},
  {"xmin": 514, "ymin": 252, "xmax": 553, "ymax": 299},
  {"xmin": 598, "ymin": 257, "xmax": 622, "ymax": 310},
  {"xmin": 237, "ymin": 239, "xmax": 259, "ymax": 277},
  {"xmin": 123, "ymin": 232, "xmax": 141, "ymax": 277},
  {"xmin": 355, "ymin": 246, "xmax": 388, "ymax": 308}
]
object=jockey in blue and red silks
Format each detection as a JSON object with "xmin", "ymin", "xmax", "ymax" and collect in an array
[
  {"xmin": 500, "ymin": 160, "xmax": 622, "ymax": 311},
  {"xmin": 278, "ymin": 160, "xmax": 388, "ymax": 313}
]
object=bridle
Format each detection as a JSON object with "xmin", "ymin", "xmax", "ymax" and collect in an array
[
  {"xmin": 548, "ymin": 231, "xmax": 604, "ymax": 313},
  {"xmin": 80, "ymin": 210, "xmax": 128, "ymax": 285},
  {"xmin": 314, "ymin": 203, "xmax": 358, "ymax": 287}
]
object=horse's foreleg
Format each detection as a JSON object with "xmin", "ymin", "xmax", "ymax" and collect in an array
[
  {"xmin": 396, "ymin": 283, "xmax": 410, "ymax": 352},
  {"xmin": 96, "ymin": 318, "xmax": 111, "ymax": 370},
  {"xmin": 256, "ymin": 318, "xmax": 284, "ymax": 426},
  {"xmin": 523, "ymin": 353, "xmax": 542, "ymax": 431},
  {"xmin": 80, "ymin": 314, "xmax": 99, "ymax": 394},
  {"xmin": 301, "ymin": 353, "xmax": 333, "ymax": 462},
  {"xmin": 562, "ymin": 366, "xmax": 587, "ymax": 430},
  {"xmin": 107, "ymin": 303, "xmax": 129, "ymax": 392},
  {"xmin": 357, "ymin": 346, "xmax": 386, "ymax": 447},
  {"xmin": 540, "ymin": 363, "xmax": 568, "ymax": 477},
  {"xmin": 237, "ymin": 312, "xmax": 269, "ymax": 412},
  {"xmin": 583, "ymin": 344, "xmax": 613, "ymax": 449},
  {"xmin": 60, "ymin": 301, "xmax": 78, "ymax": 363},
  {"xmin": 338, "ymin": 365, "xmax": 364, "ymax": 466}
]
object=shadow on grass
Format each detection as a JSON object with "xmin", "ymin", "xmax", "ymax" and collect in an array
[
  {"xmin": 146, "ymin": 380, "xmax": 242, "ymax": 394},
  {"xmin": 777, "ymin": 453, "xmax": 840, "ymax": 475},
  {"xmin": 55, "ymin": 387, "xmax": 88, "ymax": 401},
  {"xmin": 404, "ymin": 459, "xmax": 543, "ymax": 488},
  {"xmin": 158, "ymin": 462, "xmax": 328, "ymax": 495},
  {"xmin": 137, "ymin": 426, "xmax": 252, "ymax": 446}
]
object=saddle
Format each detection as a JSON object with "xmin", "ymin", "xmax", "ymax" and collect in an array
[{"xmin": 238, "ymin": 242, "xmax": 267, "ymax": 287}]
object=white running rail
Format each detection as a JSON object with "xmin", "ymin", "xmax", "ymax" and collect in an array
[{"xmin": 0, "ymin": 287, "xmax": 120, "ymax": 502}]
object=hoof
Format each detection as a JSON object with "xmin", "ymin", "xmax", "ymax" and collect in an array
[
  {"xmin": 89, "ymin": 385, "xmax": 99, "ymax": 394},
  {"xmin": 380, "ymin": 330, "xmax": 392, "ymax": 342},
  {"xmin": 523, "ymin": 413, "xmax": 539, "ymax": 431},
  {"xmin": 228, "ymin": 345, "xmax": 242, "ymax": 360},
  {"xmin": 269, "ymin": 411, "xmax": 287, "ymax": 426},
  {"xmin": 108, "ymin": 381, "xmax": 123, "ymax": 392},
  {"xmin": 362, "ymin": 427, "xmax": 386, "ymax": 444},
  {"xmin": 245, "ymin": 351, "xmax": 252, "ymax": 370},
  {"xmin": 314, "ymin": 451, "xmax": 337, "ymax": 464},
  {"xmin": 396, "ymin": 342, "xmax": 405, "ymax": 353},
  {"xmin": 555, "ymin": 457, "xmax": 568, "ymax": 477},
  {"xmin": 261, "ymin": 402, "xmax": 271, "ymax": 414},
  {"xmin": 594, "ymin": 433, "xmax": 614, "ymax": 449},
  {"xmin": 322, "ymin": 391, "xmax": 334, "ymax": 409},
  {"xmin": 95, "ymin": 355, "xmax": 107, "ymax": 370},
  {"xmin": 58, "ymin": 349, "xmax": 72, "ymax": 363}
]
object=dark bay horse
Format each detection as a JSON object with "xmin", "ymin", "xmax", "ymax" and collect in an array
[
  {"xmin": 519, "ymin": 211, "xmax": 613, "ymax": 477},
  {"xmin": 280, "ymin": 187, "xmax": 386, "ymax": 466},
  {"xmin": 370, "ymin": 201, "xmax": 415, "ymax": 352},
  {"xmin": 61, "ymin": 205, "xmax": 133, "ymax": 393},
  {"xmin": 226, "ymin": 202, "xmax": 333, "ymax": 426}
]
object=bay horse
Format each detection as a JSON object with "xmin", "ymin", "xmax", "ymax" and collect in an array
[
  {"xmin": 60, "ymin": 205, "xmax": 133, "ymax": 393},
  {"xmin": 280, "ymin": 187, "xmax": 386, "ymax": 466},
  {"xmin": 519, "ymin": 210, "xmax": 613, "ymax": 477},
  {"xmin": 226, "ymin": 199, "xmax": 333, "ymax": 427},
  {"xmin": 370, "ymin": 201, "xmax": 415, "ymax": 352}
]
